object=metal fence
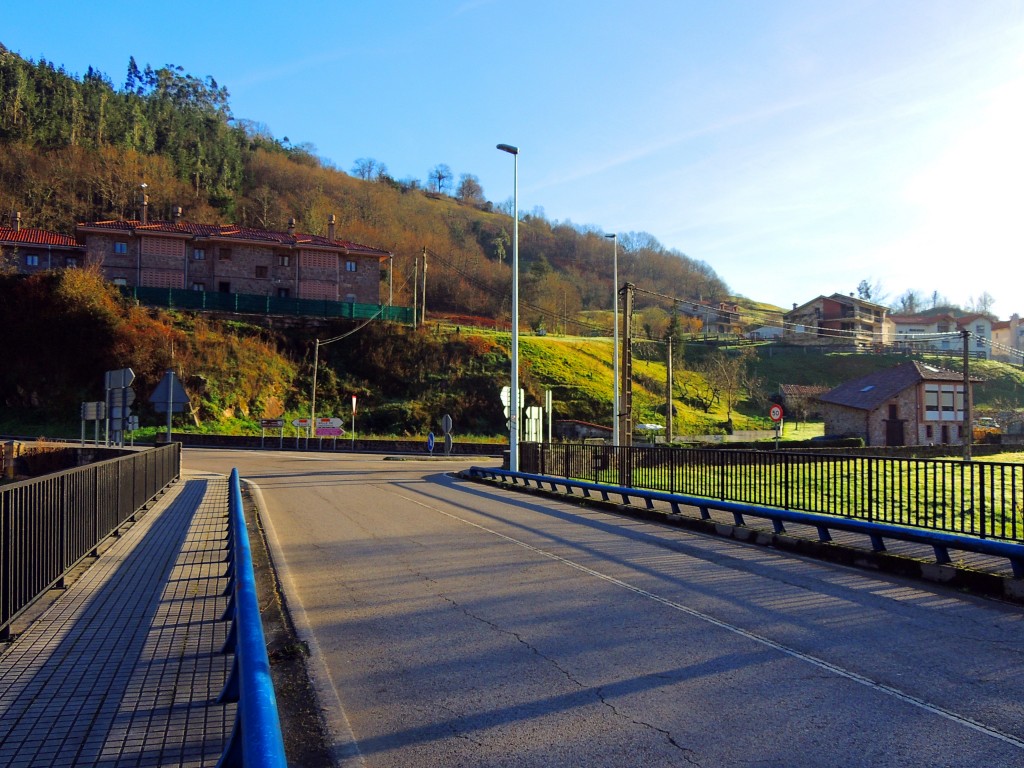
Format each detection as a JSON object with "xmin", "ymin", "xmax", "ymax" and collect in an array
[
  {"xmin": 0, "ymin": 443, "xmax": 181, "ymax": 639},
  {"xmin": 521, "ymin": 443, "xmax": 1024, "ymax": 542},
  {"xmin": 124, "ymin": 286, "xmax": 414, "ymax": 323},
  {"xmin": 217, "ymin": 468, "xmax": 287, "ymax": 767}
]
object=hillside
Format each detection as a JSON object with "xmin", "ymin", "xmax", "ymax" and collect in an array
[
  {"xmin": 0, "ymin": 45, "xmax": 742, "ymax": 336},
  {"xmin": 2, "ymin": 269, "xmax": 1021, "ymax": 439}
]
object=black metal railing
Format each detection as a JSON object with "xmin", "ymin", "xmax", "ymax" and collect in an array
[
  {"xmin": 521, "ymin": 443, "xmax": 1024, "ymax": 542},
  {"xmin": 0, "ymin": 443, "xmax": 181, "ymax": 639}
]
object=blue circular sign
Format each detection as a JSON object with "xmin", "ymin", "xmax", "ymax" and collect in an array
[{"xmin": 427, "ymin": 431, "xmax": 435, "ymax": 452}]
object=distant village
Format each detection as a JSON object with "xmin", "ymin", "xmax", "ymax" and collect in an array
[{"xmin": 2, "ymin": 211, "xmax": 1020, "ymax": 366}]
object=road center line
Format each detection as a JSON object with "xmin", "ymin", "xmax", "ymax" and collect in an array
[{"xmin": 388, "ymin": 486, "xmax": 1024, "ymax": 750}]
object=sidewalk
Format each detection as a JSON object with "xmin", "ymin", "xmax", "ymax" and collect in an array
[{"xmin": 0, "ymin": 473, "xmax": 235, "ymax": 768}]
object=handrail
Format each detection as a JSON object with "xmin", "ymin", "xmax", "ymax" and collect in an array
[
  {"xmin": 466, "ymin": 466, "xmax": 1024, "ymax": 579},
  {"xmin": 0, "ymin": 443, "xmax": 181, "ymax": 640},
  {"xmin": 217, "ymin": 468, "xmax": 287, "ymax": 768}
]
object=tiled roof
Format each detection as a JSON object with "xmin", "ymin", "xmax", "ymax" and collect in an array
[
  {"xmin": 818, "ymin": 361, "xmax": 966, "ymax": 411},
  {"xmin": 0, "ymin": 227, "xmax": 82, "ymax": 248},
  {"xmin": 779, "ymin": 384, "xmax": 830, "ymax": 397},
  {"xmin": 76, "ymin": 219, "xmax": 392, "ymax": 256}
]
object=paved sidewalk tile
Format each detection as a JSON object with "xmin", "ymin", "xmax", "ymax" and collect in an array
[{"xmin": 0, "ymin": 475, "xmax": 236, "ymax": 767}]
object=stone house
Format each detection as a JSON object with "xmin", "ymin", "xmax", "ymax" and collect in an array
[
  {"xmin": 817, "ymin": 361, "xmax": 975, "ymax": 446},
  {"xmin": 75, "ymin": 214, "xmax": 390, "ymax": 304},
  {"xmin": 1, "ymin": 217, "xmax": 85, "ymax": 272}
]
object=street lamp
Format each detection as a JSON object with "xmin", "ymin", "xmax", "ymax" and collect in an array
[
  {"xmin": 605, "ymin": 233, "xmax": 619, "ymax": 446},
  {"xmin": 497, "ymin": 143, "xmax": 520, "ymax": 471}
]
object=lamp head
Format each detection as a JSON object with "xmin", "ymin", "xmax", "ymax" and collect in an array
[
  {"xmin": 605, "ymin": 233, "xmax": 616, "ymax": 241},
  {"xmin": 496, "ymin": 143, "xmax": 519, "ymax": 155}
]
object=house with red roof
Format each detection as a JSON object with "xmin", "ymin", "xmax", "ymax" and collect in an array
[
  {"xmin": 75, "ymin": 213, "xmax": 391, "ymax": 305},
  {"xmin": 783, "ymin": 294, "xmax": 891, "ymax": 348},
  {"xmin": 817, "ymin": 361, "xmax": 976, "ymax": 446},
  {"xmin": 889, "ymin": 313, "xmax": 994, "ymax": 359},
  {"xmin": 0, "ymin": 217, "xmax": 85, "ymax": 272}
]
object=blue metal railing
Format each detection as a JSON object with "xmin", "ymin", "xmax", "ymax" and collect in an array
[
  {"xmin": 466, "ymin": 466, "xmax": 1024, "ymax": 579},
  {"xmin": 217, "ymin": 468, "xmax": 287, "ymax": 768}
]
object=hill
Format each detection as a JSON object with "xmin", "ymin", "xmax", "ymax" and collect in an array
[
  {"xmin": 4, "ymin": 268, "xmax": 1021, "ymax": 441},
  {"xmin": 0, "ymin": 45, "xmax": 740, "ymax": 336}
]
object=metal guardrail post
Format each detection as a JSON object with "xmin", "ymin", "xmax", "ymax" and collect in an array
[{"xmin": 217, "ymin": 468, "xmax": 287, "ymax": 768}]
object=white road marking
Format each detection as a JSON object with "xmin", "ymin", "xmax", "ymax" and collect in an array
[{"xmin": 388, "ymin": 485, "xmax": 1024, "ymax": 750}]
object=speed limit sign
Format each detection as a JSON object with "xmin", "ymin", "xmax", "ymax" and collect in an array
[{"xmin": 769, "ymin": 404, "xmax": 784, "ymax": 423}]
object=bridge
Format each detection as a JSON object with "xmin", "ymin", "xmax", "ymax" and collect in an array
[{"xmin": 2, "ymin": 447, "xmax": 1023, "ymax": 766}]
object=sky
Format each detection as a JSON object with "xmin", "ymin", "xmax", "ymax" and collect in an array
[{"xmin": 4, "ymin": 1, "xmax": 1023, "ymax": 318}]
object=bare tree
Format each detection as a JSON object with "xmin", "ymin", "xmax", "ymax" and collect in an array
[
  {"xmin": 429, "ymin": 164, "xmax": 453, "ymax": 194},
  {"xmin": 893, "ymin": 289, "xmax": 924, "ymax": 315},
  {"xmin": 456, "ymin": 174, "xmax": 485, "ymax": 204},
  {"xmin": 352, "ymin": 157, "xmax": 384, "ymax": 180}
]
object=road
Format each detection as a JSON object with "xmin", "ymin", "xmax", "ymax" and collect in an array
[{"xmin": 184, "ymin": 448, "xmax": 1024, "ymax": 767}]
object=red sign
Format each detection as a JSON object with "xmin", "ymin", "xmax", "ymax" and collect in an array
[{"xmin": 769, "ymin": 404, "xmax": 784, "ymax": 423}]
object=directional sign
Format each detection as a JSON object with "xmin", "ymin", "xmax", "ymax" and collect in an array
[
  {"xmin": 316, "ymin": 417, "xmax": 343, "ymax": 428},
  {"xmin": 427, "ymin": 431, "xmax": 435, "ymax": 453},
  {"xmin": 81, "ymin": 401, "xmax": 106, "ymax": 420},
  {"xmin": 769, "ymin": 404, "xmax": 785, "ymax": 423},
  {"xmin": 105, "ymin": 368, "xmax": 136, "ymax": 389},
  {"xmin": 292, "ymin": 418, "xmax": 311, "ymax": 427},
  {"xmin": 316, "ymin": 427, "xmax": 344, "ymax": 437},
  {"xmin": 260, "ymin": 418, "xmax": 285, "ymax": 428}
]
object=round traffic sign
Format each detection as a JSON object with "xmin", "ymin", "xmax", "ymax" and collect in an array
[
  {"xmin": 769, "ymin": 404, "xmax": 784, "ymax": 423},
  {"xmin": 427, "ymin": 431, "xmax": 435, "ymax": 453}
]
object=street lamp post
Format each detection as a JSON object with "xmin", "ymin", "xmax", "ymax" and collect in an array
[
  {"xmin": 605, "ymin": 233, "xmax": 619, "ymax": 446},
  {"xmin": 497, "ymin": 143, "xmax": 520, "ymax": 472}
]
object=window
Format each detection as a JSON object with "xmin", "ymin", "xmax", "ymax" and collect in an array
[
  {"xmin": 276, "ymin": 287, "xmax": 290, "ymax": 298},
  {"xmin": 924, "ymin": 385, "xmax": 939, "ymax": 420},
  {"xmin": 255, "ymin": 266, "xmax": 268, "ymax": 278},
  {"xmin": 345, "ymin": 293, "xmax": 357, "ymax": 303},
  {"xmin": 193, "ymin": 248, "xmax": 206, "ymax": 261},
  {"xmin": 277, "ymin": 254, "xmax": 290, "ymax": 267},
  {"xmin": 218, "ymin": 281, "xmax": 231, "ymax": 293},
  {"xmin": 112, "ymin": 277, "xmax": 128, "ymax": 286},
  {"xmin": 345, "ymin": 261, "xmax": 357, "ymax": 272},
  {"xmin": 191, "ymin": 282, "xmax": 205, "ymax": 291},
  {"xmin": 25, "ymin": 254, "xmax": 39, "ymax": 266},
  {"xmin": 925, "ymin": 425, "xmax": 933, "ymax": 439},
  {"xmin": 218, "ymin": 248, "xmax": 232, "ymax": 261},
  {"xmin": 65, "ymin": 257, "xmax": 78, "ymax": 268},
  {"xmin": 113, "ymin": 242, "xmax": 127, "ymax": 254}
]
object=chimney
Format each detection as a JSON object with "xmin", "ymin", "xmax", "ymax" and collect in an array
[
  {"xmin": 14, "ymin": 211, "xmax": 21, "ymax": 232},
  {"xmin": 328, "ymin": 214, "xmax": 336, "ymax": 241},
  {"xmin": 141, "ymin": 185, "xmax": 149, "ymax": 224},
  {"xmin": 287, "ymin": 217, "xmax": 296, "ymax": 236},
  {"xmin": 174, "ymin": 206, "xmax": 182, "ymax": 224}
]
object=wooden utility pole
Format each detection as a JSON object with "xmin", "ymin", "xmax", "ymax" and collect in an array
[{"xmin": 666, "ymin": 335, "xmax": 674, "ymax": 442}]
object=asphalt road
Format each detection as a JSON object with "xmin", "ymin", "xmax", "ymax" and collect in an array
[{"xmin": 184, "ymin": 448, "xmax": 1024, "ymax": 768}]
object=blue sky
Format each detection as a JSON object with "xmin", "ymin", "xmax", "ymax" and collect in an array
[{"xmin": 5, "ymin": 1, "xmax": 1023, "ymax": 318}]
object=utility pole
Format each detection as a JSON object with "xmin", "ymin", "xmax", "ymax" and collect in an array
[
  {"xmin": 666, "ymin": 335, "xmax": 674, "ymax": 442},
  {"xmin": 962, "ymin": 329, "xmax": 972, "ymax": 461},
  {"xmin": 421, "ymin": 247, "xmax": 428, "ymax": 326},
  {"xmin": 621, "ymin": 283, "xmax": 635, "ymax": 447},
  {"xmin": 413, "ymin": 251, "xmax": 419, "ymax": 328}
]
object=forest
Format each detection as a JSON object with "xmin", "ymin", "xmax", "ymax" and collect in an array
[{"xmin": 0, "ymin": 44, "xmax": 731, "ymax": 334}]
